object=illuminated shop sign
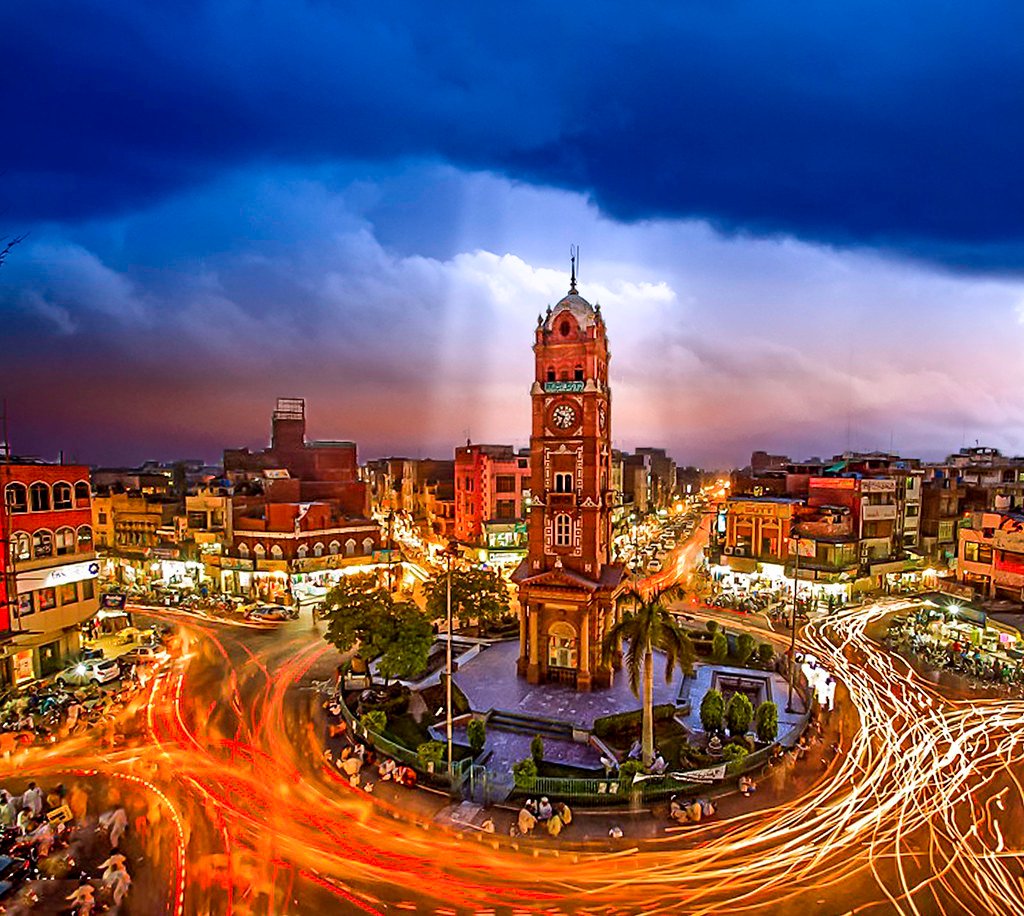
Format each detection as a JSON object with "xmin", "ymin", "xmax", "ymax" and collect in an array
[{"xmin": 17, "ymin": 560, "xmax": 99, "ymax": 589}]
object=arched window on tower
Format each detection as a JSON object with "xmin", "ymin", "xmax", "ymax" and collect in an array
[
  {"xmin": 573, "ymin": 364, "xmax": 584, "ymax": 381},
  {"xmin": 238, "ymin": 543, "xmax": 250, "ymax": 558},
  {"xmin": 297, "ymin": 544, "xmax": 308, "ymax": 559},
  {"xmin": 554, "ymin": 514, "xmax": 572, "ymax": 547},
  {"xmin": 546, "ymin": 367, "xmax": 556, "ymax": 382},
  {"xmin": 253, "ymin": 543, "xmax": 266, "ymax": 559},
  {"xmin": 554, "ymin": 472, "xmax": 573, "ymax": 493}
]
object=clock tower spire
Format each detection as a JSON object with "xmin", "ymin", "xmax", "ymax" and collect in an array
[{"xmin": 511, "ymin": 269, "xmax": 625, "ymax": 691}]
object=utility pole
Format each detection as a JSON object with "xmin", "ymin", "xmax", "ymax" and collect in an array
[
  {"xmin": 787, "ymin": 523, "xmax": 801, "ymax": 714},
  {"xmin": 444, "ymin": 539, "xmax": 459, "ymax": 777}
]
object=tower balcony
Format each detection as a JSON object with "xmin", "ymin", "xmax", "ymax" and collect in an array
[{"xmin": 547, "ymin": 492, "xmax": 577, "ymax": 508}]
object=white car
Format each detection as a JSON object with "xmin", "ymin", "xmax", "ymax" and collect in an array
[
  {"xmin": 647, "ymin": 558, "xmax": 663, "ymax": 573},
  {"xmin": 55, "ymin": 658, "xmax": 121, "ymax": 687},
  {"xmin": 119, "ymin": 644, "xmax": 169, "ymax": 666},
  {"xmin": 663, "ymin": 537, "xmax": 676, "ymax": 548}
]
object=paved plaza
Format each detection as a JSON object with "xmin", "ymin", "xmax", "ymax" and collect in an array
[{"xmin": 454, "ymin": 639, "xmax": 680, "ymax": 728}]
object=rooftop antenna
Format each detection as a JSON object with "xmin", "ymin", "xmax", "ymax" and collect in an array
[
  {"xmin": 569, "ymin": 245, "xmax": 578, "ymax": 294},
  {"xmin": 0, "ymin": 400, "xmax": 9, "ymax": 464}
]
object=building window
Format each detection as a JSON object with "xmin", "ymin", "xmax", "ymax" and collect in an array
[
  {"xmin": 53, "ymin": 482, "xmax": 73, "ymax": 510},
  {"xmin": 55, "ymin": 527, "xmax": 76, "ymax": 556},
  {"xmin": 329, "ymin": 541, "xmax": 340, "ymax": 556},
  {"xmin": 313, "ymin": 542, "xmax": 324, "ymax": 557},
  {"xmin": 78, "ymin": 526, "xmax": 93, "ymax": 551},
  {"xmin": 270, "ymin": 545, "xmax": 284, "ymax": 560},
  {"xmin": 554, "ymin": 472, "xmax": 573, "ymax": 493},
  {"xmin": 29, "ymin": 483, "xmax": 51, "ymax": 512},
  {"xmin": 253, "ymin": 543, "xmax": 266, "ymax": 558},
  {"xmin": 33, "ymin": 530, "xmax": 53, "ymax": 558},
  {"xmin": 554, "ymin": 514, "xmax": 572, "ymax": 546},
  {"xmin": 495, "ymin": 475, "xmax": 515, "ymax": 493},
  {"xmin": 238, "ymin": 543, "xmax": 250, "ymax": 558},
  {"xmin": 17, "ymin": 594, "xmax": 32, "ymax": 617},
  {"xmin": 81, "ymin": 578, "xmax": 95, "ymax": 601},
  {"xmin": 495, "ymin": 500, "xmax": 516, "ymax": 520},
  {"xmin": 297, "ymin": 544, "xmax": 308, "ymax": 559},
  {"xmin": 37, "ymin": 588, "xmax": 57, "ymax": 612},
  {"xmin": 573, "ymin": 365, "xmax": 584, "ymax": 381},
  {"xmin": 546, "ymin": 367, "xmax": 556, "ymax": 382},
  {"xmin": 58, "ymin": 583, "xmax": 77, "ymax": 605},
  {"xmin": 5, "ymin": 483, "xmax": 28, "ymax": 514},
  {"xmin": 9, "ymin": 532, "xmax": 30, "ymax": 562},
  {"xmin": 362, "ymin": 537, "xmax": 374, "ymax": 554},
  {"xmin": 345, "ymin": 539, "xmax": 357, "ymax": 557},
  {"xmin": 74, "ymin": 481, "xmax": 91, "ymax": 504}
]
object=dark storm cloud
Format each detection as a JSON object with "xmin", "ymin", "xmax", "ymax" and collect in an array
[{"xmin": 4, "ymin": 1, "xmax": 1024, "ymax": 267}]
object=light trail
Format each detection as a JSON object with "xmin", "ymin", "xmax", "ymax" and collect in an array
[{"xmin": 4, "ymin": 595, "xmax": 1023, "ymax": 913}]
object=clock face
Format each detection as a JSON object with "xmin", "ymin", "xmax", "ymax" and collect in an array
[{"xmin": 551, "ymin": 403, "xmax": 578, "ymax": 430}]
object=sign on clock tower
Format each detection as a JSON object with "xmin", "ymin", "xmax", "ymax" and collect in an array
[{"xmin": 512, "ymin": 263, "xmax": 625, "ymax": 691}]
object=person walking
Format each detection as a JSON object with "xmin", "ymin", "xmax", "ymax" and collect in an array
[
  {"xmin": 0, "ymin": 790, "xmax": 17, "ymax": 826},
  {"xmin": 99, "ymin": 806, "xmax": 128, "ymax": 848},
  {"xmin": 99, "ymin": 852, "xmax": 127, "ymax": 882},
  {"xmin": 67, "ymin": 880, "xmax": 97, "ymax": 916},
  {"xmin": 105, "ymin": 860, "xmax": 132, "ymax": 907},
  {"xmin": 22, "ymin": 781, "xmax": 43, "ymax": 818}
]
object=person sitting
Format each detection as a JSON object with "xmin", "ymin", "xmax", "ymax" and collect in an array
[
  {"xmin": 517, "ymin": 805, "xmax": 537, "ymax": 836},
  {"xmin": 650, "ymin": 753, "xmax": 667, "ymax": 775},
  {"xmin": 556, "ymin": 802, "xmax": 572, "ymax": 827},
  {"xmin": 546, "ymin": 812, "xmax": 563, "ymax": 837},
  {"xmin": 628, "ymin": 739, "xmax": 642, "ymax": 760},
  {"xmin": 608, "ymin": 825, "xmax": 623, "ymax": 838},
  {"xmin": 395, "ymin": 766, "xmax": 417, "ymax": 787},
  {"xmin": 377, "ymin": 758, "xmax": 397, "ymax": 781},
  {"xmin": 738, "ymin": 776, "xmax": 756, "ymax": 797},
  {"xmin": 537, "ymin": 797, "xmax": 553, "ymax": 822}
]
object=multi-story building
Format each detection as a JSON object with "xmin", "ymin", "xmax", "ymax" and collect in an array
[
  {"xmin": 225, "ymin": 398, "xmax": 367, "ymax": 516},
  {"xmin": 454, "ymin": 444, "xmax": 530, "ymax": 544},
  {"xmin": 957, "ymin": 510, "xmax": 1024, "ymax": 601},
  {"xmin": 1, "ymin": 462, "xmax": 98, "ymax": 684},
  {"xmin": 633, "ymin": 447, "xmax": 677, "ymax": 509},
  {"xmin": 920, "ymin": 472, "xmax": 965, "ymax": 565}
]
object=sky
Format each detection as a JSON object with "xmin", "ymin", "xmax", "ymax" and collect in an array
[{"xmin": 2, "ymin": 1, "xmax": 1024, "ymax": 469}]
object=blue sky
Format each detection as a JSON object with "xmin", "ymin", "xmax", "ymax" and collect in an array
[{"xmin": 1, "ymin": 2, "xmax": 1023, "ymax": 466}]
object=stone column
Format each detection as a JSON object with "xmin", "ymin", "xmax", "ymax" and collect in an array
[
  {"xmin": 527, "ymin": 604, "xmax": 541, "ymax": 684},
  {"xmin": 516, "ymin": 602, "xmax": 529, "ymax": 676},
  {"xmin": 577, "ymin": 607, "xmax": 592, "ymax": 692}
]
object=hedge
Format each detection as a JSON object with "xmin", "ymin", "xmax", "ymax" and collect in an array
[{"xmin": 593, "ymin": 704, "xmax": 676, "ymax": 738}]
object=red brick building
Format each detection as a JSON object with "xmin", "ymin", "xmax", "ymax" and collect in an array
[
  {"xmin": 1, "ymin": 462, "xmax": 99, "ymax": 684},
  {"xmin": 454, "ymin": 444, "xmax": 530, "ymax": 543},
  {"xmin": 512, "ymin": 273, "xmax": 625, "ymax": 691},
  {"xmin": 224, "ymin": 398, "xmax": 367, "ymax": 515}
]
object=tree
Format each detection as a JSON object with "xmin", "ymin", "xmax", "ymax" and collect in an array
[
  {"xmin": 530, "ymin": 734, "xmax": 545, "ymax": 764},
  {"xmin": 322, "ymin": 577, "xmax": 433, "ymax": 682},
  {"xmin": 705, "ymin": 619, "xmax": 718, "ymax": 634},
  {"xmin": 602, "ymin": 584, "xmax": 696, "ymax": 767},
  {"xmin": 360, "ymin": 710, "xmax": 387, "ymax": 734},
  {"xmin": 423, "ymin": 566, "xmax": 511, "ymax": 634},
  {"xmin": 755, "ymin": 700, "xmax": 779, "ymax": 744},
  {"xmin": 735, "ymin": 632, "xmax": 755, "ymax": 667},
  {"xmin": 512, "ymin": 758, "xmax": 537, "ymax": 789},
  {"xmin": 699, "ymin": 688, "xmax": 725, "ymax": 735},
  {"xmin": 757, "ymin": 643, "xmax": 775, "ymax": 666},
  {"xmin": 467, "ymin": 719, "xmax": 486, "ymax": 756},
  {"xmin": 711, "ymin": 631, "xmax": 728, "ymax": 663},
  {"xmin": 417, "ymin": 740, "xmax": 446, "ymax": 771},
  {"xmin": 722, "ymin": 743, "xmax": 748, "ymax": 763},
  {"xmin": 726, "ymin": 692, "xmax": 754, "ymax": 737}
]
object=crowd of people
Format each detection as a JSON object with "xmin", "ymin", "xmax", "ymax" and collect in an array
[{"xmin": 512, "ymin": 797, "xmax": 573, "ymax": 838}]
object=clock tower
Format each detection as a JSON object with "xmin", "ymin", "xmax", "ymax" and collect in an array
[{"xmin": 511, "ymin": 263, "xmax": 625, "ymax": 691}]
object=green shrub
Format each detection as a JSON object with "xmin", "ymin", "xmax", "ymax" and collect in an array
[
  {"xmin": 711, "ymin": 631, "xmax": 728, "ymax": 663},
  {"xmin": 416, "ymin": 740, "xmax": 445, "ymax": 770},
  {"xmin": 699, "ymin": 688, "xmax": 724, "ymax": 734},
  {"xmin": 512, "ymin": 757, "xmax": 538, "ymax": 788},
  {"xmin": 722, "ymin": 743, "xmax": 748, "ymax": 763},
  {"xmin": 757, "ymin": 643, "xmax": 775, "ymax": 665},
  {"xmin": 467, "ymin": 718, "xmax": 486, "ymax": 755},
  {"xmin": 705, "ymin": 620, "xmax": 718, "ymax": 634},
  {"xmin": 735, "ymin": 633, "xmax": 755, "ymax": 666},
  {"xmin": 755, "ymin": 700, "xmax": 779, "ymax": 744},
  {"xmin": 725, "ymin": 692, "xmax": 754, "ymax": 736},
  {"xmin": 530, "ymin": 734, "xmax": 544, "ymax": 764},
  {"xmin": 360, "ymin": 710, "xmax": 387, "ymax": 734},
  {"xmin": 618, "ymin": 759, "xmax": 645, "ymax": 788},
  {"xmin": 593, "ymin": 705, "xmax": 676, "ymax": 738}
]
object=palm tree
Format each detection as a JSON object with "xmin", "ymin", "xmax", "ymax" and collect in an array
[{"xmin": 602, "ymin": 584, "xmax": 696, "ymax": 767}]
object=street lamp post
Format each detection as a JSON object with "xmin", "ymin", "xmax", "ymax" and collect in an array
[
  {"xmin": 787, "ymin": 524, "xmax": 801, "ymax": 714},
  {"xmin": 444, "ymin": 539, "xmax": 458, "ymax": 777}
]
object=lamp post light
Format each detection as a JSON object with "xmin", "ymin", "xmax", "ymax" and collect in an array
[
  {"xmin": 443, "ymin": 539, "xmax": 459, "ymax": 777},
  {"xmin": 787, "ymin": 523, "xmax": 801, "ymax": 715}
]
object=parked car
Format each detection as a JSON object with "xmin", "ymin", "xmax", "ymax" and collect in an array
[
  {"xmin": 647, "ymin": 558, "xmax": 663, "ymax": 572},
  {"xmin": 120, "ymin": 644, "xmax": 169, "ymax": 666},
  {"xmin": 246, "ymin": 604, "xmax": 298, "ymax": 622},
  {"xmin": 54, "ymin": 657, "xmax": 120, "ymax": 688}
]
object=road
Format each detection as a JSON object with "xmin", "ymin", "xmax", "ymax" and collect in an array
[{"xmin": 6, "ymin": 535, "xmax": 1024, "ymax": 912}]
